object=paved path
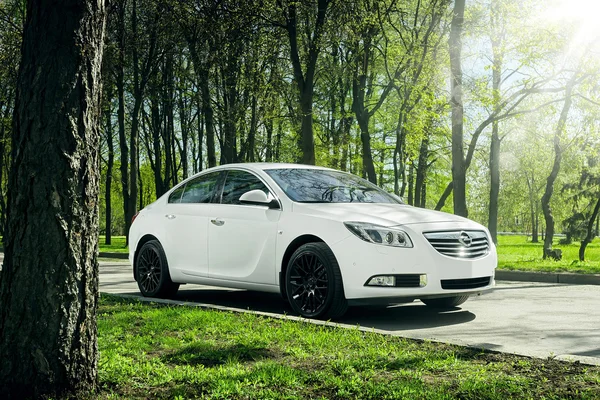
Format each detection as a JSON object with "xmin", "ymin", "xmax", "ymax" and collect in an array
[{"xmin": 99, "ymin": 260, "xmax": 600, "ymax": 365}]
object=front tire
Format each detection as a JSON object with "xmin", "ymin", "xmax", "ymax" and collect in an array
[
  {"xmin": 285, "ymin": 242, "xmax": 348, "ymax": 319},
  {"xmin": 135, "ymin": 240, "xmax": 179, "ymax": 298},
  {"xmin": 421, "ymin": 295, "xmax": 469, "ymax": 309}
]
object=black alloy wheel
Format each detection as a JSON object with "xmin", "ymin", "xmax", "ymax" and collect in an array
[
  {"xmin": 135, "ymin": 240, "xmax": 179, "ymax": 298},
  {"xmin": 286, "ymin": 242, "xmax": 348, "ymax": 319}
]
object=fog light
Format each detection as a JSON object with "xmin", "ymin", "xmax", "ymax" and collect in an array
[
  {"xmin": 368, "ymin": 276, "xmax": 396, "ymax": 287},
  {"xmin": 419, "ymin": 274, "xmax": 427, "ymax": 287}
]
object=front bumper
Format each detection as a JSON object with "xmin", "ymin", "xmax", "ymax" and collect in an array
[{"xmin": 331, "ymin": 222, "xmax": 497, "ymax": 300}]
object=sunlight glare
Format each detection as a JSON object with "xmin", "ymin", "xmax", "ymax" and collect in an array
[{"xmin": 541, "ymin": 0, "xmax": 600, "ymax": 59}]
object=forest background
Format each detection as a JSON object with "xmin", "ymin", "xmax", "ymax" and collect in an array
[{"xmin": 0, "ymin": 0, "xmax": 599, "ymax": 255}]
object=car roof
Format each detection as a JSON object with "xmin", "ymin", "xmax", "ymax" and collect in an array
[{"xmin": 209, "ymin": 162, "xmax": 337, "ymax": 172}]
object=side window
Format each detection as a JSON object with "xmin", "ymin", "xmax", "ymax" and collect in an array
[
  {"xmin": 180, "ymin": 172, "xmax": 219, "ymax": 204},
  {"xmin": 221, "ymin": 170, "xmax": 269, "ymax": 205},
  {"xmin": 168, "ymin": 185, "xmax": 185, "ymax": 204}
]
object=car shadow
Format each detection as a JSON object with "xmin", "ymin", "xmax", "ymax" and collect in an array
[{"xmin": 119, "ymin": 286, "xmax": 477, "ymax": 332}]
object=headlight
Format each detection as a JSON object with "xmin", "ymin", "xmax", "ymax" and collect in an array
[{"xmin": 344, "ymin": 222, "xmax": 413, "ymax": 248}]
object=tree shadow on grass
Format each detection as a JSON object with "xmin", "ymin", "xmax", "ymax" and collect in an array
[{"xmin": 161, "ymin": 342, "xmax": 282, "ymax": 367}]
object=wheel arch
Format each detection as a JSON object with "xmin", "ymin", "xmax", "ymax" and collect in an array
[
  {"xmin": 132, "ymin": 234, "xmax": 160, "ymax": 281},
  {"xmin": 279, "ymin": 234, "xmax": 325, "ymax": 298}
]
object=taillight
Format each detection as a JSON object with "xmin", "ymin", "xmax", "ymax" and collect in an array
[{"xmin": 131, "ymin": 211, "xmax": 140, "ymax": 225}]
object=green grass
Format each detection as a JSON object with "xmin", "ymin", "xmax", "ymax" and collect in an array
[
  {"xmin": 99, "ymin": 236, "xmax": 128, "ymax": 254},
  {"xmin": 96, "ymin": 295, "xmax": 599, "ymax": 399},
  {"xmin": 496, "ymin": 235, "xmax": 600, "ymax": 274}
]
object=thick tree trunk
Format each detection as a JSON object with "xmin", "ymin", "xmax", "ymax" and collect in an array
[
  {"xmin": 0, "ymin": 0, "xmax": 106, "ymax": 396},
  {"xmin": 541, "ymin": 80, "xmax": 574, "ymax": 258},
  {"xmin": 449, "ymin": 0, "xmax": 467, "ymax": 217}
]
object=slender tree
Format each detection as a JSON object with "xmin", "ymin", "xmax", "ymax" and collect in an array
[
  {"xmin": 0, "ymin": 0, "xmax": 106, "ymax": 396},
  {"xmin": 278, "ymin": 0, "xmax": 333, "ymax": 165},
  {"xmin": 448, "ymin": 0, "xmax": 467, "ymax": 216},
  {"xmin": 541, "ymin": 76, "xmax": 576, "ymax": 258}
]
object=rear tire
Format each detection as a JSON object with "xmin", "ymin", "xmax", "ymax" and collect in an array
[
  {"xmin": 285, "ymin": 242, "xmax": 348, "ymax": 319},
  {"xmin": 135, "ymin": 240, "xmax": 179, "ymax": 298},
  {"xmin": 421, "ymin": 295, "xmax": 469, "ymax": 309}
]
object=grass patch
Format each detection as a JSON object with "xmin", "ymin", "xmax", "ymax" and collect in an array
[
  {"xmin": 496, "ymin": 235, "xmax": 600, "ymax": 274},
  {"xmin": 96, "ymin": 295, "xmax": 600, "ymax": 399},
  {"xmin": 99, "ymin": 236, "xmax": 128, "ymax": 254}
]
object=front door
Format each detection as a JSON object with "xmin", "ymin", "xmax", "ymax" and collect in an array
[{"xmin": 208, "ymin": 169, "xmax": 281, "ymax": 284}]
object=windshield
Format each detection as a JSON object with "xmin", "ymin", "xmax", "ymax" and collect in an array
[{"xmin": 265, "ymin": 168, "xmax": 401, "ymax": 204}]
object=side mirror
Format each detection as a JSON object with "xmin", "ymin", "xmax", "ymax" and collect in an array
[{"xmin": 239, "ymin": 189, "xmax": 280, "ymax": 209}]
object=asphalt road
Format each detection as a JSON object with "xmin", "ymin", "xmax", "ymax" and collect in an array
[{"xmin": 98, "ymin": 260, "xmax": 600, "ymax": 366}]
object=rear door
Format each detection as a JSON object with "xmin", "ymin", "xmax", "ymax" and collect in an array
[
  {"xmin": 163, "ymin": 171, "xmax": 221, "ymax": 278},
  {"xmin": 208, "ymin": 169, "xmax": 281, "ymax": 284}
]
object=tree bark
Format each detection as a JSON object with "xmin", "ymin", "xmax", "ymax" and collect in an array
[
  {"xmin": 541, "ymin": 79, "xmax": 575, "ymax": 258},
  {"xmin": 0, "ymin": 0, "xmax": 106, "ymax": 396},
  {"xmin": 449, "ymin": 0, "xmax": 467, "ymax": 217}
]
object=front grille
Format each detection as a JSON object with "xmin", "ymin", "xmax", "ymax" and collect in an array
[
  {"xmin": 423, "ymin": 230, "xmax": 489, "ymax": 259},
  {"xmin": 441, "ymin": 276, "xmax": 491, "ymax": 290}
]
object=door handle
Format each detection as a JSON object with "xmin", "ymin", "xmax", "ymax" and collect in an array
[
  {"xmin": 210, "ymin": 218, "xmax": 225, "ymax": 226},
  {"xmin": 165, "ymin": 214, "xmax": 176, "ymax": 220}
]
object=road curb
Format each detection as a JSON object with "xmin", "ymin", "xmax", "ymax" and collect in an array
[
  {"xmin": 99, "ymin": 252, "xmax": 128, "ymax": 259},
  {"xmin": 496, "ymin": 269, "xmax": 600, "ymax": 285}
]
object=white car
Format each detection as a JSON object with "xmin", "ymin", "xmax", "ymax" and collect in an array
[{"xmin": 129, "ymin": 163, "xmax": 496, "ymax": 319}]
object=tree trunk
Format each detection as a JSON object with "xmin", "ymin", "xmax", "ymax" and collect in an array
[
  {"xmin": 415, "ymin": 135, "xmax": 429, "ymax": 208},
  {"xmin": 284, "ymin": 0, "xmax": 330, "ymax": 165},
  {"xmin": 541, "ymin": 79, "xmax": 575, "ymax": 258},
  {"xmin": 247, "ymin": 94, "xmax": 258, "ymax": 162},
  {"xmin": 580, "ymin": 197, "xmax": 600, "ymax": 261},
  {"xmin": 178, "ymin": 82, "xmax": 189, "ymax": 180},
  {"xmin": 116, "ymin": 0, "xmax": 129, "ymax": 241},
  {"xmin": 104, "ymin": 92, "xmax": 114, "ymax": 245},
  {"xmin": 201, "ymin": 69, "xmax": 216, "ymax": 168},
  {"xmin": 0, "ymin": 98, "xmax": 13, "ymax": 235},
  {"xmin": 488, "ymin": 70, "xmax": 501, "ymax": 243},
  {"xmin": 407, "ymin": 162, "xmax": 414, "ymax": 206},
  {"xmin": 526, "ymin": 172, "xmax": 539, "ymax": 243},
  {"xmin": 357, "ymin": 115, "xmax": 377, "ymax": 184},
  {"xmin": 0, "ymin": 0, "xmax": 106, "ymax": 396},
  {"xmin": 488, "ymin": 2, "xmax": 503, "ymax": 244},
  {"xmin": 449, "ymin": 0, "xmax": 467, "ymax": 217},
  {"xmin": 149, "ymin": 92, "xmax": 165, "ymax": 196}
]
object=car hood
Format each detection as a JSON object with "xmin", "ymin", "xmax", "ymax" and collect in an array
[{"xmin": 293, "ymin": 202, "xmax": 474, "ymax": 227}]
